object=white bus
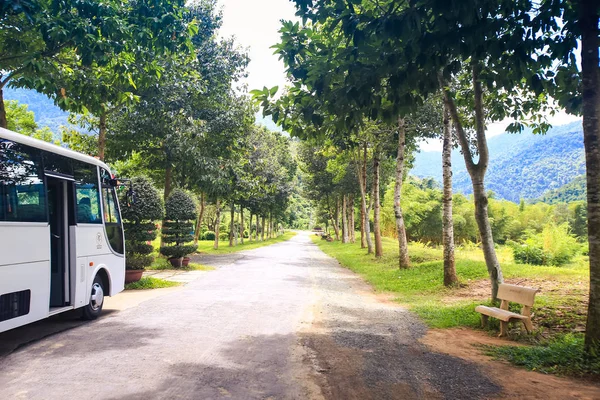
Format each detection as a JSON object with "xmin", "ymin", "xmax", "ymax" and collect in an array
[{"xmin": 0, "ymin": 127, "xmax": 125, "ymax": 333}]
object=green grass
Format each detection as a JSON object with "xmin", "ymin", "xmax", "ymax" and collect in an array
[
  {"xmin": 195, "ymin": 231, "xmax": 297, "ymax": 255},
  {"xmin": 311, "ymin": 234, "xmax": 595, "ymax": 377},
  {"xmin": 311, "ymin": 235, "xmax": 588, "ymax": 331},
  {"xmin": 484, "ymin": 334, "xmax": 600, "ymax": 377},
  {"xmin": 125, "ymin": 276, "xmax": 180, "ymax": 290},
  {"xmin": 147, "ymin": 258, "xmax": 215, "ymax": 271}
]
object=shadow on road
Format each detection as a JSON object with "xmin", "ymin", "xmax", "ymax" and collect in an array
[{"xmin": 0, "ymin": 309, "xmax": 121, "ymax": 358}]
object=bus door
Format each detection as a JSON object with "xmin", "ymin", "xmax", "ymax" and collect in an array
[{"xmin": 46, "ymin": 173, "xmax": 75, "ymax": 308}]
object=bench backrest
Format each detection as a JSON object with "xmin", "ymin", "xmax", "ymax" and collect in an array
[{"xmin": 497, "ymin": 283, "xmax": 538, "ymax": 306}]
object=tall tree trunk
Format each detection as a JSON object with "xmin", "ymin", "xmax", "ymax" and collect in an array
[
  {"xmin": 440, "ymin": 66, "xmax": 503, "ymax": 301},
  {"xmin": 373, "ymin": 151, "xmax": 383, "ymax": 258},
  {"xmin": 394, "ymin": 118, "xmax": 410, "ymax": 268},
  {"xmin": 442, "ymin": 103, "xmax": 458, "ymax": 286},
  {"xmin": 229, "ymin": 202, "xmax": 235, "ymax": 247},
  {"xmin": 357, "ymin": 147, "xmax": 367, "ymax": 249},
  {"xmin": 363, "ymin": 144, "xmax": 374, "ymax": 253},
  {"xmin": 214, "ymin": 198, "xmax": 221, "ymax": 250},
  {"xmin": 254, "ymin": 214, "xmax": 258, "ymax": 241},
  {"xmin": 261, "ymin": 216, "xmax": 266, "ymax": 241},
  {"xmin": 349, "ymin": 194, "xmax": 356, "ymax": 243},
  {"xmin": 580, "ymin": 0, "xmax": 600, "ymax": 352},
  {"xmin": 240, "ymin": 208, "xmax": 245, "ymax": 244},
  {"xmin": 332, "ymin": 197, "xmax": 341, "ymax": 241},
  {"xmin": 194, "ymin": 192, "xmax": 206, "ymax": 245},
  {"xmin": 342, "ymin": 194, "xmax": 349, "ymax": 243},
  {"xmin": 98, "ymin": 109, "xmax": 107, "ymax": 161},
  {"xmin": 268, "ymin": 212, "xmax": 272, "ymax": 239},
  {"xmin": 249, "ymin": 213, "xmax": 253, "ymax": 241},
  {"xmin": 0, "ymin": 86, "xmax": 7, "ymax": 129}
]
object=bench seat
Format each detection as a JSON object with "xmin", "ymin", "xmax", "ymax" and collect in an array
[
  {"xmin": 476, "ymin": 283, "xmax": 538, "ymax": 337},
  {"xmin": 475, "ymin": 306, "xmax": 529, "ymax": 322}
]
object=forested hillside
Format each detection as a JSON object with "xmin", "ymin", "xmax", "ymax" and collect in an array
[
  {"xmin": 412, "ymin": 121, "xmax": 585, "ymax": 202},
  {"xmin": 539, "ymin": 175, "xmax": 587, "ymax": 204},
  {"xmin": 3, "ymin": 87, "xmax": 68, "ymax": 133}
]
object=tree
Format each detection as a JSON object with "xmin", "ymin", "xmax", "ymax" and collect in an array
[
  {"xmin": 0, "ymin": 0, "xmax": 191, "ymax": 135},
  {"xmin": 120, "ymin": 176, "xmax": 164, "ymax": 273},
  {"xmin": 160, "ymin": 189, "xmax": 197, "ymax": 267},
  {"xmin": 442, "ymin": 102, "xmax": 458, "ymax": 286},
  {"xmin": 5, "ymin": 100, "xmax": 55, "ymax": 143},
  {"xmin": 535, "ymin": 0, "xmax": 600, "ymax": 353}
]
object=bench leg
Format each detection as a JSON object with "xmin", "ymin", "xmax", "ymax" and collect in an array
[
  {"xmin": 499, "ymin": 321, "xmax": 509, "ymax": 337},
  {"xmin": 480, "ymin": 314, "xmax": 489, "ymax": 328},
  {"xmin": 522, "ymin": 319, "xmax": 533, "ymax": 334}
]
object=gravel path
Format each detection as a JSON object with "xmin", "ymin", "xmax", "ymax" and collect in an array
[{"xmin": 0, "ymin": 231, "xmax": 499, "ymax": 399}]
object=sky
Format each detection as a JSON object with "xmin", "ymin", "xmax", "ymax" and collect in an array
[
  {"xmin": 218, "ymin": 0, "xmax": 297, "ymax": 94},
  {"xmin": 216, "ymin": 0, "xmax": 581, "ymax": 151}
]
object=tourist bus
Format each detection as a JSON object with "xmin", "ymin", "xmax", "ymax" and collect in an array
[{"xmin": 0, "ymin": 127, "xmax": 125, "ymax": 333}]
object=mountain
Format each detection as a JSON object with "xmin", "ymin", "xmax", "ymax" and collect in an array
[
  {"xmin": 3, "ymin": 87, "xmax": 69, "ymax": 133},
  {"xmin": 538, "ymin": 175, "xmax": 586, "ymax": 204},
  {"xmin": 411, "ymin": 121, "xmax": 585, "ymax": 202}
]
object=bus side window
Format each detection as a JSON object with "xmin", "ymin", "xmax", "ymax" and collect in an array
[
  {"xmin": 73, "ymin": 162, "xmax": 101, "ymax": 224},
  {"xmin": 0, "ymin": 140, "xmax": 46, "ymax": 222},
  {"xmin": 102, "ymin": 187, "xmax": 121, "ymax": 224},
  {"xmin": 75, "ymin": 185, "xmax": 101, "ymax": 223},
  {"xmin": 100, "ymin": 168, "xmax": 124, "ymax": 254}
]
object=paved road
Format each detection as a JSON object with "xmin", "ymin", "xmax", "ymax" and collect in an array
[{"xmin": 0, "ymin": 232, "xmax": 500, "ymax": 399}]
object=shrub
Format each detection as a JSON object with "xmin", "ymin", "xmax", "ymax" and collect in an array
[
  {"xmin": 219, "ymin": 233, "xmax": 228, "ymax": 241},
  {"xmin": 243, "ymin": 230, "xmax": 249, "ymax": 238},
  {"xmin": 511, "ymin": 223, "xmax": 581, "ymax": 266},
  {"xmin": 203, "ymin": 231, "xmax": 216, "ymax": 241},
  {"xmin": 511, "ymin": 242, "xmax": 547, "ymax": 265},
  {"xmin": 120, "ymin": 177, "xmax": 164, "ymax": 270},
  {"xmin": 485, "ymin": 334, "xmax": 600, "ymax": 377},
  {"xmin": 160, "ymin": 189, "xmax": 198, "ymax": 264}
]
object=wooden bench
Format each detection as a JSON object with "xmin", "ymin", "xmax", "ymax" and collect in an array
[{"xmin": 475, "ymin": 283, "xmax": 539, "ymax": 337}]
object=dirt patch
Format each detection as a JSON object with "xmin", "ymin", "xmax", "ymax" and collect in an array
[
  {"xmin": 421, "ymin": 328, "xmax": 600, "ymax": 399},
  {"xmin": 442, "ymin": 278, "xmax": 588, "ymax": 305}
]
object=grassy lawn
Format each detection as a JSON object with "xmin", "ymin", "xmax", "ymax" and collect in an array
[
  {"xmin": 311, "ymin": 234, "xmax": 597, "ymax": 377},
  {"xmin": 125, "ymin": 276, "xmax": 181, "ymax": 290},
  {"xmin": 195, "ymin": 231, "xmax": 297, "ymax": 255},
  {"xmin": 147, "ymin": 258, "xmax": 215, "ymax": 271}
]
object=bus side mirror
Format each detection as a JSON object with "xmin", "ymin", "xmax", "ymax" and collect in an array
[{"xmin": 109, "ymin": 178, "xmax": 119, "ymax": 187}]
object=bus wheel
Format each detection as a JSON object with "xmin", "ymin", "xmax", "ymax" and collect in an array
[{"xmin": 82, "ymin": 275, "xmax": 105, "ymax": 320}]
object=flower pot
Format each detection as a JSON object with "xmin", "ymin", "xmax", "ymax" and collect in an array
[
  {"xmin": 125, "ymin": 269, "xmax": 144, "ymax": 284},
  {"xmin": 182, "ymin": 257, "xmax": 191, "ymax": 267},
  {"xmin": 169, "ymin": 257, "xmax": 183, "ymax": 268}
]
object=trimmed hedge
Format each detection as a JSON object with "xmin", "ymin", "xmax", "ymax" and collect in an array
[
  {"xmin": 120, "ymin": 177, "xmax": 164, "ymax": 271},
  {"xmin": 160, "ymin": 189, "xmax": 198, "ymax": 262}
]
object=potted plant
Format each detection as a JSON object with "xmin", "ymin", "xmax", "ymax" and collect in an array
[
  {"xmin": 120, "ymin": 176, "xmax": 164, "ymax": 283},
  {"xmin": 160, "ymin": 189, "xmax": 198, "ymax": 268}
]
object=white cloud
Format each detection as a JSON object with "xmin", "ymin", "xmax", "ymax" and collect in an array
[{"xmin": 217, "ymin": 0, "xmax": 298, "ymax": 93}]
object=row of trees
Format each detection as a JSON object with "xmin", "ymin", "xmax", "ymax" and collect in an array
[
  {"xmin": 2, "ymin": 1, "xmax": 298, "ymax": 251},
  {"xmin": 255, "ymin": 1, "xmax": 599, "ymax": 352}
]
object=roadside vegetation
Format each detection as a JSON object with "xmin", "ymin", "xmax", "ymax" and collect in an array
[
  {"xmin": 195, "ymin": 231, "xmax": 297, "ymax": 255},
  {"xmin": 125, "ymin": 277, "xmax": 181, "ymax": 290},
  {"xmin": 312, "ymin": 234, "xmax": 596, "ymax": 376},
  {"xmin": 147, "ymin": 259, "xmax": 215, "ymax": 272},
  {"xmin": 485, "ymin": 334, "xmax": 600, "ymax": 377}
]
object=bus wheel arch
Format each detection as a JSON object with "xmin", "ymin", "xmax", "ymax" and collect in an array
[
  {"xmin": 81, "ymin": 269, "xmax": 109, "ymax": 320},
  {"xmin": 96, "ymin": 268, "xmax": 110, "ymax": 296}
]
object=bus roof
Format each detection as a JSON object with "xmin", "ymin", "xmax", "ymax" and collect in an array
[{"xmin": 0, "ymin": 127, "xmax": 111, "ymax": 173}]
